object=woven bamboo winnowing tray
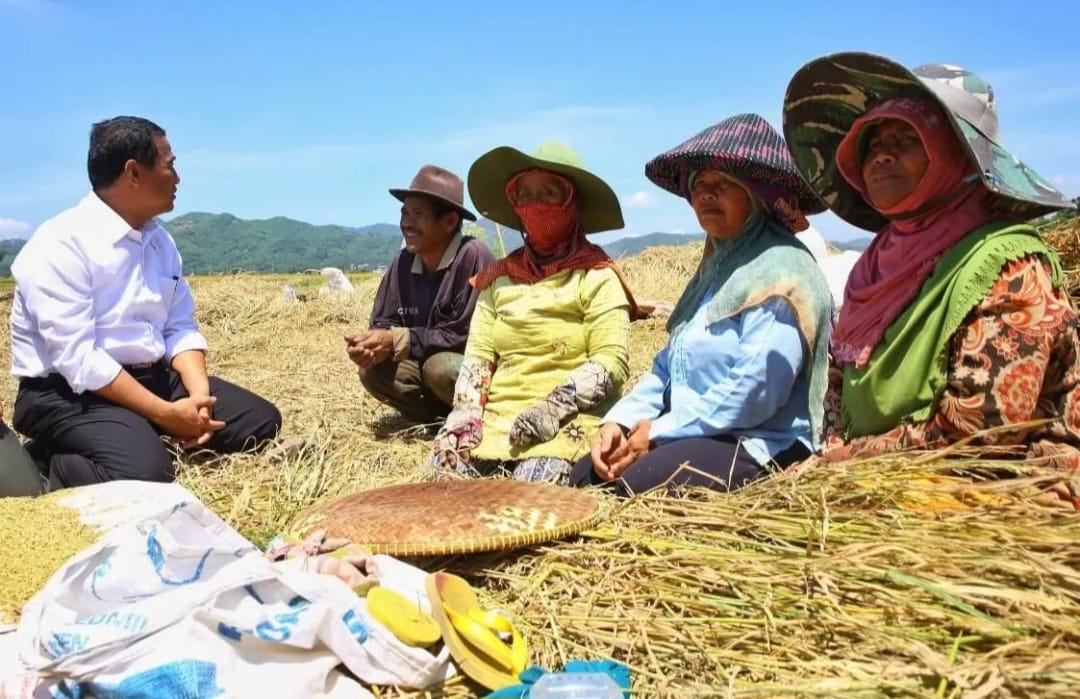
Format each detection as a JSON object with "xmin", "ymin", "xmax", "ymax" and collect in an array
[{"xmin": 290, "ymin": 479, "xmax": 601, "ymax": 556}]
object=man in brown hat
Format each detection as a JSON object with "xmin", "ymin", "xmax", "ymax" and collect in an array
[{"xmin": 346, "ymin": 165, "xmax": 495, "ymax": 424}]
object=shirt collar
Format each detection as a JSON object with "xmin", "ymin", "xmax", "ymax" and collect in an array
[
  {"xmin": 410, "ymin": 231, "xmax": 464, "ymax": 274},
  {"xmin": 82, "ymin": 191, "xmax": 162, "ymax": 244}
]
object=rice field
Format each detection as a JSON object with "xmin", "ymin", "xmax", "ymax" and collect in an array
[{"xmin": 1, "ymin": 219, "xmax": 1078, "ymax": 697}]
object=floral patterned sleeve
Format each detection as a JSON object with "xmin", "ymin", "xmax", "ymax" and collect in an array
[
  {"xmin": 822, "ymin": 359, "xmax": 846, "ymax": 449},
  {"xmin": 432, "ymin": 288, "xmax": 497, "ymax": 461},
  {"xmin": 826, "ymin": 254, "xmax": 1080, "ymax": 462}
]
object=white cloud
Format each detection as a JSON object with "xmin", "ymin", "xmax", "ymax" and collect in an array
[
  {"xmin": 184, "ymin": 103, "xmax": 659, "ymax": 179},
  {"xmin": 184, "ymin": 143, "xmax": 367, "ymax": 173},
  {"xmin": 1050, "ymin": 175, "xmax": 1080, "ymax": 197},
  {"xmin": 0, "ymin": 169, "xmax": 87, "ymax": 210},
  {"xmin": 0, "ymin": 217, "xmax": 32, "ymax": 239},
  {"xmin": 621, "ymin": 190, "xmax": 660, "ymax": 209},
  {"xmin": 809, "ymin": 210, "xmax": 871, "ymax": 243},
  {"xmin": 1026, "ymin": 85, "xmax": 1080, "ymax": 108},
  {"xmin": 434, "ymin": 104, "xmax": 657, "ymax": 159},
  {"xmin": 0, "ymin": 0, "xmax": 55, "ymax": 13},
  {"xmin": 983, "ymin": 63, "xmax": 1080, "ymax": 108}
]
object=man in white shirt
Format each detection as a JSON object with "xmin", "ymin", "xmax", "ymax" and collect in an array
[{"xmin": 7, "ymin": 116, "xmax": 281, "ymax": 490}]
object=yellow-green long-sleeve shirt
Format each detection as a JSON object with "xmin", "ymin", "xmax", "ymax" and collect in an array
[{"xmin": 466, "ymin": 267, "xmax": 631, "ymax": 462}]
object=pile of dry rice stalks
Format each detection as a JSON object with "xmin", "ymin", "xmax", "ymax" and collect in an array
[
  {"xmin": 1, "ymin": 237, "xmax": 1078, "ymax": 697},
  {"xmin": 1041, "ymin": 215, "xmax": 1080, "ymax": 269},
  {"xmin": 1042, "ymin": 215, "xmax": 1080, "ymax": 298},
  {"xmin": 452, "ymin": 457, "xmax": 1079, "ymax": 698}
]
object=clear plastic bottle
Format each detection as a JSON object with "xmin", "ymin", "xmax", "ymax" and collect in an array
[{"xmin": 530, "ymin": 671, "xmax": 624, "ymax": 699}]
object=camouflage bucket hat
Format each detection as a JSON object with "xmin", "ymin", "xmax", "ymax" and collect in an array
[
  {"xmin": 782, "ymin": 52, "xmax": 1074, "ymax": 231},
  {"xmin": 467, "ymin": 141, "xmax": 624, "ymax": 234}
]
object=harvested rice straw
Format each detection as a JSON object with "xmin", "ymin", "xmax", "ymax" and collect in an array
[
  {"xmin": 410, "ymin": 459, "xmax": 1080, "ymax": 698},
  {"xmin": 1041, "ymin": 216, "xmax": 1080, "ymax": 269},
  {"xmin": 0, "ymin": 493, "xmax": 99, "ymax": 624},
  {"xmin": 2, "ymin": 242, "xmax": 1078, "ymax": 697}
]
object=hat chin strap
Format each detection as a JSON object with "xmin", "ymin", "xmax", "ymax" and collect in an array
[{"xmin": 887, "ymin": 172, "xmax": 981, "ymax": 221}]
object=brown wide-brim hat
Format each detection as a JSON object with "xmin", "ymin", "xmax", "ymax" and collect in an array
[
  {"xmin": 467, "ymin": 141, "xmax": 624, "ymax": 234},
  {"xmin": 390, "ymin": 164, "xmax": 477, "ymax": 222},
  {"xmin": 783, "ymin": 52, "xmax": 1075, "ymax": 231}
]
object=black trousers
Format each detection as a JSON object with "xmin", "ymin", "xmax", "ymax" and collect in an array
[
  {"xmin": 569, "ymin": 435, "xmax": 810, "ymax": 497},
  {"xmin": 0, "ymin": 420, "xmax": 44, "ymax": 497},
  {"xmin": 12, "ymin": 363, "xmax": 281, "ymax": 489}
]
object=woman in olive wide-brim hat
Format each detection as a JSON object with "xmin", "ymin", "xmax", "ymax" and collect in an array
[
  {"xmin": 569, "ymin": 113, "xmax": 834, "ymax": 498},
  {"xmin": 783, "ymin": 52, "xmax": 1080, "ymax": 502},
  {"xmin": 430, "ymin": 141, "xmax": 641, "ymax": 485}
]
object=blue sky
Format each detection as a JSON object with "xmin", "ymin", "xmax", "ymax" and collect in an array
[{"xmin": 2, "ymin": 0, "xmax": 1078, "ymax": 244}]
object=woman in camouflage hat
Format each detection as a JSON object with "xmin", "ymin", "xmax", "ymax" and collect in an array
[
  {"xmin": 570, "ymin": 114, "xmax": 833, "ymax": 497},
  {"xmin": 783, "ymin": 52, "xmax": 1080, "ymax": 488}
]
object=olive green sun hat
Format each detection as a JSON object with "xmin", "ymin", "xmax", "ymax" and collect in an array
[{"xmin": 466, "ymin": 141, "xmax": 625, "ymax": 234}]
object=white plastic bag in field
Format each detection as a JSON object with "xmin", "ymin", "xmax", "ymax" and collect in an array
[
  {"xmin": 7, "ymin": 483, "xmax": 452, "ymax": 699},
  {"xmin": 317, "ymin": 267, "xmax": 354, "ymax": 296},
  {"xmin": 795, "ymin": 226, "xmax": 861, "ymax": 311}
]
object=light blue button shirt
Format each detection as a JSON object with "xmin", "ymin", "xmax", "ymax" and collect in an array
[{"xmin": 604, "ymin": 293, "xmax": 812, "ymax": 464}]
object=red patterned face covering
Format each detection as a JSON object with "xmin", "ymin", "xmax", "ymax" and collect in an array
[
  {"xmin": 504, "ymin": 169, "xmax": 579, "ymax": 256},
  {"xmin": 514, "ymin": 201, "xmax": 577, "ymax": 255},
  {"xmin": 470, "ymin": 167, "xmax": 645, "ymax": 320}
]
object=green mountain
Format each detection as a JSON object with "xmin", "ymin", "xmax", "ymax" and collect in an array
[
  {"xmin": 0, "ymin": 226, "xmax": 735, "ymax": 277},
  {"xmin": 346, "ymin": 223, "xmax": 402, "ymax": 236},
  {"xmin": 167, "ymin": 213, "xmax": 404, "ymax": 273},
  {"xmin": 0, "ymin": 240, "xmax": 25, "ymax": 277},
  {"xmin": 831, "ymin": 237, "xmax": 873, "ymax": 252},
  {"xmin": 604, "ymin": 232, "xmax": 703, "ymax": 258},
  {"xmin": 0, "ymin": 212, "xmax": 877, "ymax": 277},
  {"xmin": 0, "ymin": 214, "xmax": 406, "ymax": 276}
]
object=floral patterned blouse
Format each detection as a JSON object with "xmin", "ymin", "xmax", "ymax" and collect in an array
[{"xmin": 823, "ymin": 255, "xmax": 1080, "ymax": 486}]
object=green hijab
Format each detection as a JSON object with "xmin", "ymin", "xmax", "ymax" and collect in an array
[{"xmin": 668, "ymin": 207, "xmax": 835, "ymax": 446}]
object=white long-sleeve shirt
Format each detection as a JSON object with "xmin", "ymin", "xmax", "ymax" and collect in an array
[{"xmin": 9, "ymin": 192, "xmax": 208, "ymax": 394}]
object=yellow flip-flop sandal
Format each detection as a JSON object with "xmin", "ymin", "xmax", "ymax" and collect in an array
[
  {"xmin": 426, "ymin": 571, "xmax": 527, "ymax": 690},
  {"xmin": 366, "ymin": 586, "xmax": 441, "ymax": 647}
]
